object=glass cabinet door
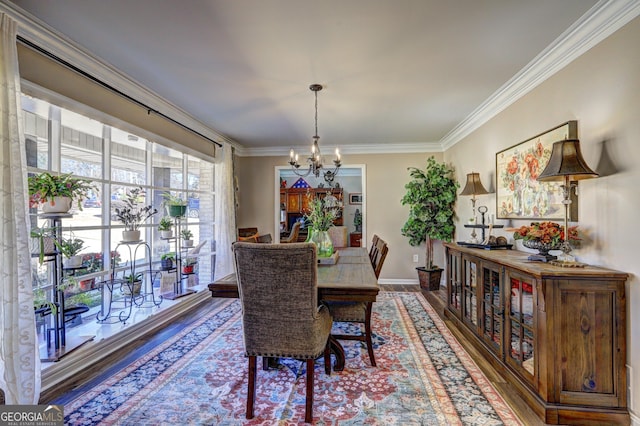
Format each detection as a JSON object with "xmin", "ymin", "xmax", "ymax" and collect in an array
[
  {"xmin": 446, "ymin": 249, "xmax": 462, "ymax": 316},
  {"xmin": 480, "ymin": 261, "xmax": 503, "ymax": 355},
  {"xmin": 506, "ymin": 271, "xmax": 536, "ymax": 381},
  {"xmin": 462, "ymin": 255, "xmax": 478, "ymax": 329}
]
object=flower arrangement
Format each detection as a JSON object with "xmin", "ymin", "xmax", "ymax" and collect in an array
[
  {"xmin": 28, "ymin": 172, "xmax": 94, "ymax": 210},
  {"xmin": 304, "ymin": 192, "xmax": 340, "ymax": 231},
  {"xmin": 512, "ymin": 221, "xmax": 579, "ymax": 246},
  {"xmin": 113, "ymin": 187, "xmax": 158, "ymax": 231}
]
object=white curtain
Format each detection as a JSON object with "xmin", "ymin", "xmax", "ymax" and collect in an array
[
  {"xmin": 214, "ymin": 143, "xmax": 237, "ymax": 278},
  {"xmin": 0, "ymin": 13, "xmax": 41, "ymax": 404}
]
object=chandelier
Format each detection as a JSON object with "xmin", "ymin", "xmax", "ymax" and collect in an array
[{"xmin": 288, "ymin": 84, "xmax": 341, "ymax": 182}]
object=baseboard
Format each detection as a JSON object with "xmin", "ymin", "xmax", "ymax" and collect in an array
[
  {"xmin": 40, "ymin": 288, "xmax": 211, "ymax": 393},
  {"xmin": 377, "ymin": 278, "xmax": 419, "ymax": 285}
]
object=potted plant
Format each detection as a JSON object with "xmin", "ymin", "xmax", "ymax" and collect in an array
[
  {"xmin": 182, "ymin": 258, "xmax": 197, "ymax": 274},
  {"xmin": 162, "ymin": 192, "xmax": 188, "ymax": 217},
  {"xmin": 122, "ymin": 272, "xmax": 143, "ymax": 296},
  {"xmin": 28, "ymin": 172, "xmax": 94, "ymax": 213},
  {"xmin": 30, "ymin": 226, "xmax": 56, "ymax": 264},
  {"xmin": 160, "ymin": 252, "xmax": 176, "ymax": 270},
  {"xmin": 158, "ymin": 216, "xmax": 174, "ymax": 239},
  {"xmin": 113, "ymin": 186, "xmax": 158, "ymax": 242},
  {"xmin": 401, "ymin": 156, "xmax": 459, "ymax": 290},
  {"xmin": 55, "ymin": 233, "xmax": 86, "ymax": 268},
  {"xmin": 181, "ymin": 228, "xmax": 194, "ymax": 247}
]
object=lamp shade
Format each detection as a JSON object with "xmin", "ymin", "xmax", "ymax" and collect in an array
[
  {"xmin": 460, "ymin": 172, "xmax": 489, "ymax": 196},
  {"xmin": 537, "ymin": 139, "xmax": 598, "ymax": 181}
]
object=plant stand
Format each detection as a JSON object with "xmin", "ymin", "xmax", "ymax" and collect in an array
[
  {"xmin": 162, "ymin": 216, "xmax": 197, "ymax": 300},
  {"xmin": 36, "ymin": 213, "xmax": 94, "ymax": 361}
]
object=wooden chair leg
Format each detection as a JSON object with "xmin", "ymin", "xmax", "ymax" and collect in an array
[
  {"xmin": 364, "ymin": 302, "xmax": 376, "ymax": 367},
  {"xmin": 305, "ymin": 359, "xmax": 314, "ymax": 424},
  {"xmin": 324, "ymin": 339, "xmax": 331, "ymax": 375},
  {"xmin": 247, "ymin": 356, "xmax": 256, "ymax": 419}
]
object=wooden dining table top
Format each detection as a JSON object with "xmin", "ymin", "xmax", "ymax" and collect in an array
[{"xmin": 208, "ymin": 247, "xmax": 379, "ymax": 302}]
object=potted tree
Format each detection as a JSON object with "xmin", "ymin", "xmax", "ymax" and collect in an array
[
  {"xmin": 28, "ymin": 172, "xmax": 94, "ymax": 213},
  {"xmin": 401, "ymin": 156, "xmax": 459, "ymax": 290},
  {"xmin": 113, "ymin": 186, "xmax": 158, "ymax": 242},
  {"xmin": 181, "ymin": 228, "xmax": 194, "ymax": 248},
  {"xmin": 162, "ymin": 193, "xmax": 188, "ymax": 217},
  {"xmin": 55, "ymin": 233, "xmax": 86, "ymax": 268},
  {"xmin": 158, "ymin": 216, "xmax": 174, "ymax": 239}
]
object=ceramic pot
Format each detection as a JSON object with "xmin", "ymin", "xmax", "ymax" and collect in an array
[
  {"xmin": 168, "ymin": 205, "xmax": 187, "ymax": 217},
  {"xmin": 122, "ymin": 230, "xmax": 141, "ymax": 242},
  {"xmin": 160, "ymin": 230, "xmax": 174, "ymax": 239},
  {"xmin": 64, "ymin": 255, "xmax": 83, "ymax": 268},
  {"xmin": 183, "ymin": 239, "xmax": 194, "ymax": 248},
  {"xmin": 41, "ymin": 196, "xmax": 72, "ymax": 213}
]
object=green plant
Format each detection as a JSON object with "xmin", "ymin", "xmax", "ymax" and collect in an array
[
  {"xmin": 28, "ymin": 172, "xmax": 94, "ymax": 210},
  {"xmin": 30, "ymin": 226, "xmax": 55, "ymax": 264},
  {"xmin": 54, "ymin": 233, "xmax": 85, "ymax": 259},
  {"xmin": 183, "ymin": 257, "xmax": 197, "ymax": 266},
  {"xmin": 304, "ymin": 192, "xmax": 340, "ymax": 231},
  {"xmin": 162, "ymin": 192, "xmax": 187, "ymax": 206},
  {"xmin": 401, "ymin": 156, "xmax": 459, "ymax": 270},
  {"xmin": 33, "ymin": 287, "xmax": 57, "ymax": 315},
  {"xmin": 160, "ymin": 252, "xmax": 176, "ymax": 261},
  {"xmin": 158, "ymin": 216, "xmax": 173, "ymax": 231},
  {"xmin": 113, "ymin": 186, "xmax": 158, "ymax": 231},
  {"xmin": 123, "ymin": 272, "xmax": 143, "ymax": 283},
  {"xmin": 181, "ymin": 228, "xmax": 193, "ymax": 240}
]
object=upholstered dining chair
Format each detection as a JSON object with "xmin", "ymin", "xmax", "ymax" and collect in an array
[
  {"xmin": 326, "ymin": 237, "xmax": 388, "ymax": 367},
  {"xmin": 232, "ymin": 242, "xmax": 333, "ymax": 424},
  {"xmin": 280, "ymin": 221, "xmax": 301, "ymax": 243}
]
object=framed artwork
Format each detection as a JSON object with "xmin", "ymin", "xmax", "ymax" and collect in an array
[
  {"xmin": 349, "ymin": 193, "xmax": 363, "ymax": 205},
  {"xmin": 496, "ymin": 121, "xmax": 578, "ymax": 220}
]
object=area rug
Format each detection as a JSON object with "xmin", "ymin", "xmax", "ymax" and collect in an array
[{"xmin": 62, "ymin": 292, "xmax": 522, "ymax": 425}]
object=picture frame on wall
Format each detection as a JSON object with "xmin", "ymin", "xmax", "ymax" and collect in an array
[
  {"xmin": 349, "ymin": 193, "xmax": 363, "ymax": 205},
  {"xmin": 496, "ymin": 120, "xmax": 578, "ymax": 220}
]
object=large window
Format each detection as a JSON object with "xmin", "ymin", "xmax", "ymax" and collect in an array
[{"xmin": 23, "ymin": 93, "xmax": 216, "ymax": 319}]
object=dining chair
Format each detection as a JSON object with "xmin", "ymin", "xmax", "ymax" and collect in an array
[
  {"xmin": 232, "ymin": 242, "xmax": 333, "ymax": 423},
  {"xmin": 368, "ymin": 234, "xmax": 380, "ymax": 263},
  {"xmin": 280, "ymin": 221, "xmax": 301, "ymax": 243},
  {"xmin": 238, "ymin": 227, "xmax": 258, "ymax": 238},
  {"xmin": 327, "ymin": 226, "xmax": 348, "ymax": 248},
  {"xmin": 327, "ymin": 237, "xmax": 388, "ymax": 367}
]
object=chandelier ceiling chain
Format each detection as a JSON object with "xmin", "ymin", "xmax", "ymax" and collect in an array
[{"xmin": 288, "ymin": 84, "xmax": 341, "ymax": 183}]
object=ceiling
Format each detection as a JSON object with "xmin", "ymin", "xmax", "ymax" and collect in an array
[{"xmin": 7, "ymin": 0, "xmax": 620, "ymax": 155}]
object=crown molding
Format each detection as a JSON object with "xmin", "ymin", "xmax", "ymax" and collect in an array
[
  {"xmin": 1, "ymin": 1, "xmax": 236, "ymax": 147},
  {"xmin": 440, "ymin": 0, "xmax": 640, "ymax": 150},
  {"xmin": 237, "ymin": 141, "xmax": 442, "ymax": 157}
]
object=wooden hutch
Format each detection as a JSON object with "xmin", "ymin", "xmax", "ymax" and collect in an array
[
  {"xmin": 443, "ymin": 242, "xmax": 628, "ymax": 425},
  {"xmin": 280, "ymin": 183, "xmax": 343, "ymax": 242}
]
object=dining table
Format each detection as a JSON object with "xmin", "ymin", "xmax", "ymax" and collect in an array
[{"xmin": 208, "ymin": 247, "xmax": 379, "ymax": 371}]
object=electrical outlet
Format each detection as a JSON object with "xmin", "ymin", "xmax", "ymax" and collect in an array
[{"xmin": 413, "ymin": 254, "xmax": 419, "ymax": 263}]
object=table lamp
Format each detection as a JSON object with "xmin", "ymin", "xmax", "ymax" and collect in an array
[
  {"xmin": 537, "ymin": 139, "xmax": 598, "ymax": 266},
  {"xmin": 460, "ymin": 172, "xmax": 489, "ymax": 243}
]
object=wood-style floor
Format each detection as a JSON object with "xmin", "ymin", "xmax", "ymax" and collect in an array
[{"xmin": 38, "ymin": 284, "xmax": 546, "ymax": 425}]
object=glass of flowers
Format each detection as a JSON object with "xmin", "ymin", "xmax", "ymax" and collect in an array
[
  {"xmin": 512, "ymin": 221, "xmax": 579, "ymax": 262},
  {"xmin": 28, "ymin": 172, "xmax": 94, "ymax": 213}
]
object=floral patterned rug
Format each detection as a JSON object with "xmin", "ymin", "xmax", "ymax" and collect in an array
[{"xmin": 62, "ymin": 292, "xmax": 522, "ymax": 425}]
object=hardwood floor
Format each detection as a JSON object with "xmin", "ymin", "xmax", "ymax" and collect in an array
[{"xmin": 40, "ymin": 285, "xmax": 546, "ymax": 425}]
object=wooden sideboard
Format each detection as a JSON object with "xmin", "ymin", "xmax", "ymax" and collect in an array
[{"xmin": 443, "ymin": 243, "xmax": 628, "ymax": 425}]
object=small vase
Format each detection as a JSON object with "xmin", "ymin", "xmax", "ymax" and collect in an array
[
  {"xmin": 310, "ymin": 230, "xmax": 334, "ymax": 258},
  {"xmin": 41, "ymin": 196, "xmax": 72, "ymax": 214}
]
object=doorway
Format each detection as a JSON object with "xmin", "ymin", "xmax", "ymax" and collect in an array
[{"xmin": 274, "ymin": 165, "xmax": 366, "ymax": 245}]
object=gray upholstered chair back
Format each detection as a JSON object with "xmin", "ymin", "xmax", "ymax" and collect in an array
[{"xmin": 232, "ymin": 242, "xmax": 332, "ymax": 359}]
